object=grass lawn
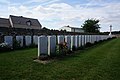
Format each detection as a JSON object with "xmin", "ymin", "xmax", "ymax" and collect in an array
[{"xmin": 0, "ymin": 38, "xmax": 120, "ymax": 80}]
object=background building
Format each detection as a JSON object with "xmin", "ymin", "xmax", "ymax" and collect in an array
[
  {"xmin": 59, "ymin": 25, "xmax": 84, "ymax": 33},
  {"xmin": 0, "ymin": 15, "xmax": 42, "ymax": 30}
]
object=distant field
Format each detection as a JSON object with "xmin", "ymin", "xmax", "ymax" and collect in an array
[{"xmin": 0, "ymin": 38, "xmax": 120, "ymax": 80}]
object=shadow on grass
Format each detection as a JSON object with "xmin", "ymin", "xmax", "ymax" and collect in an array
[
  {"xmin": 53, "ymin": 39, "xmax": 114, "ymax": 62},
  {"xmin": 0, "ymin": 47, "xmax": 37, "ymax": 54}
]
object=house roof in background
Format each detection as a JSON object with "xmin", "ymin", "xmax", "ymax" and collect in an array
[
  {"xmin": 0, "ymin": 18, "xmax": 10, "ymax": 27},
  {"xmin": 9, "ymin": 15, "xmax": 41, "ymax": 27}
]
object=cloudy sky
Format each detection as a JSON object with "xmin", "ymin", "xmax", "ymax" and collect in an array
[{"xmin": 0, "ymin": 0, "xmax": 120, "ymax": 32}]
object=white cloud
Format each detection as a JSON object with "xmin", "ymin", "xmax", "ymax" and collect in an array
[
  {"xmin": 42, "ymin": 0, "xmax": 60, "ymax": 5},
  {"xmin": 48, "ymin": 3, "xmax": 73, "ymax": 10},
  {"xmin": 0, "ymin": 0, "xmax": 9, "ymax": 4},
  {"xmin": 7, "ymin": 1, "xmax": 120, "ymax": 31},
  {"xmin": 28, "ymin": 0, "xmax": 49, "ymax": 3},
  {"xmin": 27, "ymin": 0, "xmax": 60, "ymax": 5}
]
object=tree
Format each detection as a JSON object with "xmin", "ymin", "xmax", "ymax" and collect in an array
[{"xmin": 81, "ymin": 19, "xmax": 100, "ymax": 33}]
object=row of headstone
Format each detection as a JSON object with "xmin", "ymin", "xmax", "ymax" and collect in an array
[
  {"xmin": 38, "ymin": 35, "xmax": 109, "ymax": 57},
  {"xmin": 3, "ymin": 35, "xmax": 39, "ymax": 47}
]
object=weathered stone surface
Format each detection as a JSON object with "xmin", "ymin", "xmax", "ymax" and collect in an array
[
  {"xmin": 79, "ymin": 35, "xmax": 82, "ymax": 47},
  {"xmin": 88, "ymin": 35, "xmax": 91, "ymax": 43},
  {"xmin": 75, "ymin": 35, "xmax": 79, "ymax": 48},
  {"xmin": 25, "ymin": 36, "xmax": 31, "ymax": 46},
  {"xmin": 84, "ymin": 35, "xmax": 87, "ymax": 44},
  {"xmin": 71, "ymin": 35, "xmax": 75, "ymax": 50},
  {"xmin": 93, "ymin": 35, "xmax": 97, "ymax": 42},
  {"xmin": 86, "ymin": 35, "xmax": 89, "ymax": 43},
  {"xmin": 38, "ymin": 36, "xmax": 48, "ymax": 57},
  {"xmin": 65, "ymin": 35, "xmax": 71, "ymax": 49},
  {"xmin": 90, "ymin": 35, "xmax": 92, "ymax": 43},
  {"xmin": 57, "ymin": 35, "xmax": 64, "ymax": 44},
  {"xmin": 48, "ymin": 36, "xmax": 56, "ymax": 56},
  {"xmin": 4, "ymin": 36, "xmax": 13, "ymax": 47},
  {"xmin": 81, "ymin": 35, "xmax": 85, "ymax": 46},
  {"xmin": 33, "ymin": 35, "xmax": 38, "ymax": 45}
]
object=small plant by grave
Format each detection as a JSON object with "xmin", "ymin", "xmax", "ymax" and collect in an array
[
  {"xmin": 0, "ymin": 42, "xmax": 11, "ymax": 52},
  {"xmin": 13, "ymin": 39, "xmax": 21, "ymax": 49},
  {"xmin": 77, "ymin": 45, "xmax": 85, "ymax": 50},
  {"xmin": 85, "ymin": 42, "xmax": 93, "ymax": 48},
  {"xmin": 56, "ymin": 42, "xmax": 69, "ymax": 56},
  {"xmin": 72, "ymin": 45, "xmax": 77, "ymax": 51}
]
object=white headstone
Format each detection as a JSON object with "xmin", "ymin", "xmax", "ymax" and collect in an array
[
  {"xmin": 89, "ymin": 35, "xmax": 92, "ymax": 43},
  {"xmin": 94, "ymin": 35, "xmax": 97, "ymax": 41},
  {"xmin": 16, "ymin": 36, "xmax": 23, "ymax": 47},
  {"xmin": 84, "ymin": 35, "xmax": 87, "ymax": 44},
  {"xmin": 48, "ymin": 36, "xmax": 56, "ymax": 56},
  {"xmin": 99, "ymin": 35, "xmax": 101, "ymax": 41},
  {"xmin": 81, "ymin": 35, "xmax": 85, "ymax": 46},
  {"xmin": 97, "ymin": 35, "xmax": 99, "ymax": 42},
  {"xmin": 4, "ymin": 36, "xmax": 13, "ymax": 47},
  {"xmin": 91, "ymin": 35, "xmax": 94, "ymax": 43},
  {"xmin": 33, "ymin": 35, "xmax": 38, "ymax": 45},
  {"xmin": 88, "ymin": 35, "xmax": 90, "ymax": 42},
  {"xmin": 65, "ymin": 35, "xmax": 71, "ymax": 49},
  {"xmin": 104, "ymin": 35, "xmax": 106, "ymax": 40},
  {"xmin": 75, "ymin": 35, "xmax": 79, "ymax": 48},
  {"xmin": 105, "ymin": 35, "xmax": 108, "ymax": 40},
  {"xmin": 96, "ymin": 35, "xmax": 98, "ymax": 41},
  {"xmin": 103, "ymin": 35, "xmax": 105, "ymax": 40},
  {"xmin": 25, "ymin": 36, "xmax": 31, "ymax": 46},
  {"xmin": 79, "ymin": 35, "xmax": 82, "ymax": 47},
  {"xmin": 38, "ymin": 36, "xmax": 48, "ymax": 57},
  {"xmin": 57, "ymin": 35, "xmax": 64, "ymax": 44},
  {"xmin": 71, "ymin": 35, "xmax": 75, "ymax": 50},
  {"xmin": 106, "ymin": 35, "xmax": 109, "ymax": 39},
  {"xmin": 93, "ymin": 35, "xmax": 96, "ymax": 43},
  {"xmin": 86, "ymin": 35, "xmax": 89, "ymax": 43}
]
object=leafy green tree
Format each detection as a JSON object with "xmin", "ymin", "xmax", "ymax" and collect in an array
[{"xmin": 81, "ymin": 19, "xmax": 100, "ymax": 33}]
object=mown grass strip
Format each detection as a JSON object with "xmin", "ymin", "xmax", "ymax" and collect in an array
[{"xmin": 0, "ymin": 38, "xmax": 120, "ymax": 80}]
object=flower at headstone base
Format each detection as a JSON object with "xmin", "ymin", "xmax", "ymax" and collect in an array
[
  {"xmin": 55, "ymin": 42, "xmax": 68, "ymax": 56},
  {"xmin": 0, "ymin": 43, "xmax": 9, "ymax": 47},
  {"xmin": 0, "ymin": 42, "xmax": 11, "ymax": 51}
]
